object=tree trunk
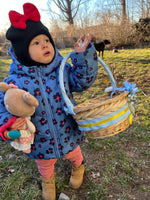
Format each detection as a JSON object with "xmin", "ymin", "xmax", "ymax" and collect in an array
[
  {"xmin": 66, "ymin": 0, "xmax": 74, "ymax": 25},
  {"xmin": 121, "ymin": 0, "xmax": 127, "ymax": 22}
]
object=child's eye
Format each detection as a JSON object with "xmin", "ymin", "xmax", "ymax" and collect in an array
[
  {"xmin": 34, "ymin": 41, "xmax": 39, "ymax": 45},
  {"xmin": 45, "ymin": 39, "xmax": 50, "ymax": 43}
]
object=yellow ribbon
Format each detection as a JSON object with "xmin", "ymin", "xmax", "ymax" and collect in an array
[
  {"xmin": 129, "ymin": 113, "xmax": 132, "ymax": 124},
  {"xmin": 78, "ymin": 106, "xmax": 130, "ymax": 128}
]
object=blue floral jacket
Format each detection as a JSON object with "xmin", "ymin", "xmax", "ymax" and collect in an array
[{"xmin": 0, "ymin": 43, "xmax": 98, "ymax": 159}]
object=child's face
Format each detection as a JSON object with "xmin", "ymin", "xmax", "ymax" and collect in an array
[{"xmin": 29, "ymin": 34, "xmax": 55, "ymax": 64}]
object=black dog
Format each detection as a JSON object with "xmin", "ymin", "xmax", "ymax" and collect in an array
[{"xmin": 94, "ymin": 40, "xmax": 111, "ymax": 58}]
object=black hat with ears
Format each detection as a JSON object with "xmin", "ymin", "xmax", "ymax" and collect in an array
[{"xmin": 6, "ymin": 3, "xmax": 55, "ymax": 66}]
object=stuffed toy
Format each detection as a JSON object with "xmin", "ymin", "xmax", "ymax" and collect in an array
[{"xmin": 0, "ymin": 82, "xmax": 39, "ymax": 153}]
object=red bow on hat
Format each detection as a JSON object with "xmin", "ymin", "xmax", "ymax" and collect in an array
[{"xmin": 9, "ymin": 3, "xmax": 40, "ymax": 29}]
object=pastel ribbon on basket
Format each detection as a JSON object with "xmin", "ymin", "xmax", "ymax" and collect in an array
[{"xmin": 115, "ymin": 81, "xmax": 139, "ymax": 115}]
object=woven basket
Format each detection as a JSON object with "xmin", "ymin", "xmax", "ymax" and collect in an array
[{"xmin": 59, "ymin": 52, "xmax": 132, "ymax": 139}]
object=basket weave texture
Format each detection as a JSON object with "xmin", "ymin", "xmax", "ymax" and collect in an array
[{"xmin": 74, "ymin": 91, "xmax": 131, "ymax": 139}]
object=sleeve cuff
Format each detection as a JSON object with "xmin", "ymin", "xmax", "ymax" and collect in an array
[{"xmin": 0, "ymin": 116, "xmax": 17, "ymax": 141}]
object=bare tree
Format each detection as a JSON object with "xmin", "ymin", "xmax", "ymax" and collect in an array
[
  {"xmin": 121, "ymin": 0, "xmax": 127, "ymax": 21},
  {"xmin": 47, "ymin": 0, "xmax": 89, "ymax": 25},
  {"xmin": 94, "ymin": 0, "xmax": 128, "ymax": 24},
  {"xmin": 130, "ymin": 0, "xmax": 150, "ymax": 21},
  {"xmin": 139, "ymin": 0, "xmax": 150, "ymax": 18}
]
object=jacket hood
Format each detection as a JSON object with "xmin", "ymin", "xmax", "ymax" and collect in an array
[{"xmin": 9, "ymin": 46, "xmax": 63, "ymax": 76}]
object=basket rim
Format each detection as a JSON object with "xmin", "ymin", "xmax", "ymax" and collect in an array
[
  {"xmin": 59, "ymin": 52, "xmax": 117, "ymax": 115},
  {"xmin": 74, "ymin": 91, "xmax": 129, "ymax": 114}
]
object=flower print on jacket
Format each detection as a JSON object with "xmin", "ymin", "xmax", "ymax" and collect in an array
[{"xmin": 0, "ymin": 44, "xmax": 98, "ymax": 160}]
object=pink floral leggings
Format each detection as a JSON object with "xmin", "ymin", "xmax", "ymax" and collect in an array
[{"xmin": 35, "ymin": 145, "xmax": 83, "ymax": 178}]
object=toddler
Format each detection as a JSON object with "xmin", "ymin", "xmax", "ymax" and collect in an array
[{"xmin": 0, "ymin": 3, "xmax": 98, "ymax": 200}]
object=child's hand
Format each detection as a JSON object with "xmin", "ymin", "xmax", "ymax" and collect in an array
[
  {"xmin": 11, "ymin": 117, "xmax": 26, "ymax": 130},
  {"xmin": 74, "ymin": 35, "xmax": 92, "ymax": 53}
]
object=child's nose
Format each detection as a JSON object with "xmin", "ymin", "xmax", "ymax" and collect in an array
[{"xmin": 42, "ymin": 42, "xmax": 47, "ymax": 49}]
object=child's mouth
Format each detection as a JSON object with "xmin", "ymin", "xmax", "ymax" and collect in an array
[{"xmin": 44, "ymin": 51, "xmax": 50, "ymax": 56}]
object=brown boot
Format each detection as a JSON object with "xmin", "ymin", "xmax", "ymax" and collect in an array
[
  {"xmin": 40, "ymin": 173, "xmax": 56, "ymax": 200},
  {"xmin": 69, "ymin": 164, "xmax": 84, "ymax": 189}
]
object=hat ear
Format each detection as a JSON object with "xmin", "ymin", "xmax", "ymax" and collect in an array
[
  {"xmin": 0, "ymin": 82, "xmax": 10, "ymax": 92},
  {"xmin": 23, "ymin": 92, "xmax": 39, "ymax": 107}
]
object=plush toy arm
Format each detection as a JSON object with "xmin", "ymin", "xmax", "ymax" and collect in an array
[
  {"xmin": 4, "ymin": 130, "xmax": 21, "ymax": 140},
  {"xmin": 26, "ymin": 119, "xmax": 36, "ymax": 133}
]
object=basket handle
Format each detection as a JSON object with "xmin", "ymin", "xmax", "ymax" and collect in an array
[
  {"xmin": 59, "ymin": 52, "xmax": 117, "ymax": 115},
  {"xmin": 97, "ymin": 56, "xmax": 117, "ymax": 91}
]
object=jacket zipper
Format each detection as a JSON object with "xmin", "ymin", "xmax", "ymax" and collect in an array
[{"xmin": 37, "ymin": 67, "xmax": 60, "ymax": 158}]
